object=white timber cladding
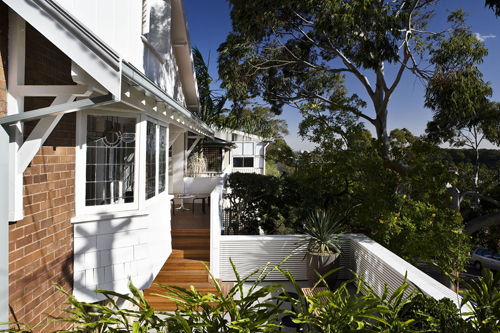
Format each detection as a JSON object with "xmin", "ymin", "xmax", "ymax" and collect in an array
[
  {"xmin": 219, "ymin": 235, "xmax": 351, "ymax": 281},
  {"xmin": 72, "ymin": 199, "xmax": 172, "ymax": 303},
  {"xmin": 56, "ymin": 0, "xmax": 143, "ymax": 70}
]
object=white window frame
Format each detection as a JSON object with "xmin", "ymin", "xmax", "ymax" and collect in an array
[
  {"xmin": 233, "ymin": 141, "xmax": 256, "ymax": 169},
  {"xmin": 76, "ymin": 111, "xmax": 141, "ymax": 215},
  {"xmin": 140, "ymin": 116, "xmax": 169, "ymax": 208}
]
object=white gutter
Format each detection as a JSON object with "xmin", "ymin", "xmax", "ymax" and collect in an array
[{"xmin": 122, "ymin": 61, "xmax": 214, "ymax": 138}]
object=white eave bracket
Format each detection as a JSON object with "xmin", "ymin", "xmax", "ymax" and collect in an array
[{"xmin": 4, "ymin": 0, "xmax": 122, "ymax": 98}]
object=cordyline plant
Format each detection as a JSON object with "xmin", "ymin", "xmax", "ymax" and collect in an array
[{"xmin": 2, "ymin": 259, "xmax": 498, "ymax": 332}]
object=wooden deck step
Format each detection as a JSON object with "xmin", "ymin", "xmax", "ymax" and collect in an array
[
  {"xmin": 169, "ymin": 249, "xmax": 210, "ymax": 261},
  {"xmin": 155, "ymin": 270, "xmax": 210, "ymax": 282},
  {"xmin": 171, "ymin": 229, "xmax": 210, "ymax": 237},
  {"xmin": 171, "ymin": 238, "xmax": 210, "ymax": 249},
  {"xmin": 162, "ymin": 258, "xmax": 209, "ymax": 270}
]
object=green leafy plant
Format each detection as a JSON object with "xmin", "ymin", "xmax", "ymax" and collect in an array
[
  {"xmin": 400, "ymin": 293, "xmax": 470, "ymax": 332},
  {"xmin": 154, "ymin": 259, "xmax": 284, "ymax": 332},
  {"xmin": 297, "ymin": 208, "xmax": 345, "ymax": 255},
  {"xmin": 459, "ymin": 267, "xmax": 500, "ymax": 332}
]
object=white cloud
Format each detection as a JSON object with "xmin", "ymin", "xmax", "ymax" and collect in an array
[{"xmin": 474, "ymin": 32, "xmax": 496, "ymax": 42}]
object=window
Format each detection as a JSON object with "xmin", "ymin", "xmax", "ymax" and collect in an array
[
  {"xmin": 142, "ymin": 0, "xmax": 150, "ymax": 35},
  {"xmin": 145, "ymin": 121, "xmax": 156, "ymax": 200},
  {"xmin": 233, "ymin": 142, "xmax": 255, "ymax": 168},
  {"xmin": 85, "ymin": 115, "xmax": 136, "ymax": 206},
  {"xmin": 233, "ymin": 157, "xmax": 254, "ymax": 168},
  {"xmin": 158, "ymin": 125, "xmax": 167, "ymax": 193}
]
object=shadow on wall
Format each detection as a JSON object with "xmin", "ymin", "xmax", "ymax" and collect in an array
[
  {"xmin": 143, "ymin": 0, "xmax": 185, "ymax": 104},
  {"xmin": 72, "ymin": 217, "xmax": 154, "ymax": 302}
]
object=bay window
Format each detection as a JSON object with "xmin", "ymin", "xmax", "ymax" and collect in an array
[
  {"xmin": 78, "ymin": 112, "xmax": 169, "ymax": 215},
  {"xmin": 85, "ymin": 115, "xmax": 136, "ymax": 206}
]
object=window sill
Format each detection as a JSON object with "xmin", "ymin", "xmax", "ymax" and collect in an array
[{"xmin": 71, "ymin": 209, "xmax": 150, "ymax": 224}]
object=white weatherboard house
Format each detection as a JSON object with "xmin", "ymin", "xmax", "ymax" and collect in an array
[
  {"xmin": 0, "ymin": 0, "xmax": 212, "ymax": 328},
  {"xmin": 214, "ymin": 129, "xmax": 269, "ymax": 175},
  {"xmin": 0, "ymin": 0, "xmax": 465, "ymax": 330}
]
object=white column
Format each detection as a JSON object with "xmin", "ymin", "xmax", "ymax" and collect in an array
[
  {"xmin": 7, "ymin": 10, "xmax": 25, "ymax": 222},
  {"xmin": 0, "ymin": 125, "xmax": 9, "ymax": 329},
  {"xmin": 171, "ymin": 130, "xmax": 185, "ymax": 194}
]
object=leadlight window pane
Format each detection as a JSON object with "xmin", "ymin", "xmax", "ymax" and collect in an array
[
  {"xmin": 86, "ymin": 115, "xmax": 136, "ymax": 206},
  {"xmin": 158, "ymin": 125, "xmax": 167, "ymax": 193},
  {"xmin": 145, "ymin": 121, "xmax": 157, "ymax": 200}
]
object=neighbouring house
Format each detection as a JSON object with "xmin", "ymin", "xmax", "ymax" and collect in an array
[
  {"xmin": 185, "ymin": 128, "xmax": 270, "ymax": 178},
  {"xmin": 215, "ymin": 129, "xmax": 270, "ymax": 175},
  {"xmin": 0, "ymin": 0, "xmax": 213, "ymax": 329}
]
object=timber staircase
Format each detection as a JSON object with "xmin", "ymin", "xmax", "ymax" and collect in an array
[{"xmin": 144, "ymin": 228, "xmax": 229, "ymax": 311}]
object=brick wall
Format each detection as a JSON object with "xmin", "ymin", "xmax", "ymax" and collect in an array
[
  {"xmin": 0, "ymin": 2, "xmax": 7, "ymax": 117},
  {"xmin": 8, "ymin": 22, "xmax": 76, "ymax": 331}
]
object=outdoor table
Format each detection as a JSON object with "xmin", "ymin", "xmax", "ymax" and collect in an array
[{"xmin": 172, "ymin": 194, "xmax": 194, "ymax": 212}]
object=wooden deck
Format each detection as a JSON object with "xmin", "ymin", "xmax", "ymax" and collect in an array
[
  {"xmin": 171, "ymin": 202, "xmax": 210, "ymax": 230},
  {"xmin": 144, "ymin": 201, "xmax": 232, "ymax": 311}
]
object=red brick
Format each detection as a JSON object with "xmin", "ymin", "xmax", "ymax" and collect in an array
[
  {"xmin": 40, "ymin": 164, "xmax": 54, "ymax": 173},
  {"xmin": 60, "ymin": 171, "xmax": 72, "ymax": 179},
  {"xmin": 60, "ymin": 155, "xmax": 72, "ymax": 163},
  {"xmin": 40, "ymin": 146, "xmax": 55, "ymax": 155},
  {"xmin": 31, "ymin": 156, "xmax": 45, "ymax": 166},
  {"xmin": 10, "ymin": 248, "xmax": 24, "ymax": 262},
  {"xmin": 40, "ymin": 182, "xmax": 55, "ymax": 192},
  {"xmin": 32, "ymin": 174, "xmax": 48, "ymax": 183},
  {"xmin": 54, "ymin": 180, "xmax": 67, "ymax": 189},
  {"xmin": 32, "ymin": 192, "xmax": 48, "ymax": 204},
  {"xmin": 47, "ymin": 173, "xmax": 61, "ymax": 181},
  {"xmin": 32, "ymin": 211, "xmax": 47, "ymax": 222},
  {"xmin": 23, "ymin": 223, "xmax": 37, "ymax": 236},
  {"xmin": 53, "ymin": 147, "xmax": 66, "ymax": 155},
  {"xmin": 10, "ymin": 227, "xmax": 24, "ymax": 241},
  {"xmin": 15, "ymin": 234, "xmax": 33, "ymax": 249},
  {"xmin": 54, "ymin": 164, "xmax": 67, "ymax": 172}
]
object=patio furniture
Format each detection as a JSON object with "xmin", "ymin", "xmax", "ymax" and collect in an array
[
  {"xmin": 192, "ymin": 196, "xmax": 208, "ymax": 213},
  {"xmin": 279, "ymin": 315, "xmax": 301, "ymax": 332},
  {"xmin": 172, "ymin": 194, "xmax": 194, "ymax": 211},
  {"xmin": 301, "ymin": 287, "xmax": 329, "ymax": 316}
]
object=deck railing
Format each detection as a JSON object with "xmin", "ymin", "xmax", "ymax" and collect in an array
[{"xmin": 214, "ymin": 233, "xmax": 461, "ymax": 306}]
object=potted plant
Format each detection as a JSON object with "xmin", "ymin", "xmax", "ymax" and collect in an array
[{"xmin": 298, "ymin": 208, "xmax": 344, "ymax": 290}]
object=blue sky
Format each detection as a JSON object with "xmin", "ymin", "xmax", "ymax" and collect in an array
[{"xmin": 184, "ymin": 1, "xmax": 500, "ymax": 150}]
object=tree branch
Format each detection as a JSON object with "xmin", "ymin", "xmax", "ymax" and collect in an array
[{"xmin": 464, "ymin": 210, "xmax": 500, "ymax": 235}]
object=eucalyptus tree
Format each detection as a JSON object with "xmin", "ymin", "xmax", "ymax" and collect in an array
[
  {"xmin": 485, "ymin": 0, "xmax": 500, "ymax": 16},
  {"xmin": 218, "ymin": 0, "xmax": 483, "ymax": 166},
  {"xmin": 424, "ymin": 15, "xmax": 500, "ymax": 234},
  {"xmin": 193, "ymin": 47, "xmax": 288, "ymax": 139}
]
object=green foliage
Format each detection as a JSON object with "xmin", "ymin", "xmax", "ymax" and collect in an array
[
  {"xmin": 154, "ymin": 260, "xmax": 283, "ymax": 333},
  {"xmin": 218, "ymin": 0, "xmax": 482, "ymax": 162},
  {"xmin": 400, "ymin": 293, "xmax": 470, "ymax": 332},
  {"xmin": 4, "ymin": 261, "xmax": 500, "ymax": 333},
  {"xmin": 458, "ymin": 267, "xmax": 500, "ymax": 332},
  {"xmin": 193, "ymin": 48, "xmax": 288, "ymax": 140},
  {"xmin": 485, "ymin": 0, "xmax": 500, "ymax": 17},
  {"xmin": 296, "ymin": 208, "xmax": 345, "ymax": 254},
  {"xmin": 225, "ymin": 172, "xmax": 292, "ymax": 235}
]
